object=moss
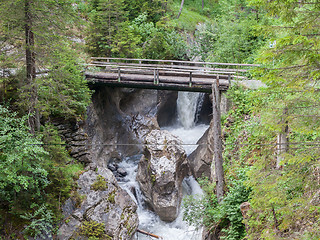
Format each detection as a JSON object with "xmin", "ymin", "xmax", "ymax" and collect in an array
[
  {"xmin": 91, "ymin": 175, "xmax": 107, "ymax": 191},
  {"xmin": 107, "ymin": 190, "xmax": 116, "ymax": 204},
  {"xmin": 70, "ymin": 191, "xmax": 86, "ymax": 208},
  {"xmin": 151, "ymin": 173, "xmax": 156, "ymax": 183},
  {"xmin": 79, "ymin": 220, "xmax": 106, "ymax": 239}
]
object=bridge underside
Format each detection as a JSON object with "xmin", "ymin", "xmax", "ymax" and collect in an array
[{"xmin": 85, "ymin": 72, "xmax": 229, "ymax": 93}]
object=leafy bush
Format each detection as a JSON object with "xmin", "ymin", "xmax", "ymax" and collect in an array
[
  {"xmin": 183, "ymin": 170, "xmax": 250, "ymax": 240},
  {"xmin": 0, "ymin": 105, "xmax": 49, "ymax": 214},
  {"xmin": 41, "ymin": 123, "xmax": 84, "ymax": 218},
  {"xmin": 21, "ymin": 204, "xmax": 54, "ymax": 239}
]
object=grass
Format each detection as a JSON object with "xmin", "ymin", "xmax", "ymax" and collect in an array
[{"xmin": 166, "ymin": 0, "xmax": 215, "ymax": 32}]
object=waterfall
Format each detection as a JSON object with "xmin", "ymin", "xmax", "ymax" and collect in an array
[{"xmin": 177, "ymin": 92, "xmax": 202, "ymax": 129}]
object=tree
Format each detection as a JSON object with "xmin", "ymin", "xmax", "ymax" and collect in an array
[
  {"xmin": 244, "ymin": 0, "xmax": 320, "ymax": 238},
  {"xmin": 177, "ymin": 0, "xmax": 185, "ymax": 19},
  {"xmin": 0, "ymin": 0, "xmax": 91, "ymax": 125},
  {"xmin": 86, "ymin": 0, "xmax": 128, "ymax": 56}
]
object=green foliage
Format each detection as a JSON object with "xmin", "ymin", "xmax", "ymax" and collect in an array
[
  {"xmin": 86, "ymin": 0, "xmax": 128, "ymax": 56},
  {"xmin": 21, "ymin": 204, "xmax": 54, "ymax": 239},
  {"xmin": 91, "ymin": 175, "xmax": 108, "ymax": 191},
  {"xmin": 37, "ymin": 47, "xmax": 92, "ymax": 120},
  {"xmin": 189, "ymin": 0, "xmax": 266, "ymax": 63},
  {"xmin": 79, "ymin": 220, "xmax": 106, "ymax": 239},
  {"xmin": 107, "ymin": 191, "xmax": 116, "ymax": 204},
  {"xmin": 86, "ymin": 3, "xmax": 188, "ymax": 59},
  {"xmin": 41, "ymin": 123, "xmax": 84, "ymax": 218},
  {"xmin": 110, "ymin": 22, "xmax": 142, "ymax": 58},
  {"xmin": 168, "ymin": 0, "xmax": 214, "ymax": 31},
  {"xmin": 124, "ymin": 0, "xmax": 166, "ymax": 22},
  {"xmin": 183, "ymin": 170, "xmax": 250, "ymax": 240},
  {"xmin": 0, "ymin": 105, "xmax": 49, "ymax": 214},
  {"xmin": 242, "ymin": 0, "xmax": 320, "ymax": 237}
]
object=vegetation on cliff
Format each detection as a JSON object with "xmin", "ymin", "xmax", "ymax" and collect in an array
[{"xmin": 0, "ymin": 0, "xmax": 319, "ymax": 239}]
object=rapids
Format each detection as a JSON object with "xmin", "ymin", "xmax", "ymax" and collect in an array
[{"xmin": 119, "ymin": 91, "xmax": 209, "ymax": 239}]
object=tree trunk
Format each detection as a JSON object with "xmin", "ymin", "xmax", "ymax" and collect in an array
[
  {"xmin": 212, "ymin": 77, "xmax": 224, "ymax": 202},
  {"xmin": 177, "ymin": 0, "xmax": 185, "ymax": 19},
  {"xmin": 276, "ymin": 107, "xmax": 289, "ymax": 169},
  {"xmin": 25, "ymin": 0, "xmax": 39, "ymax": 133}
]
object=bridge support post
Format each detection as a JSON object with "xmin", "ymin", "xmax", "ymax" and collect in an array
[
  {"xmin": 118, "ymin": 67, "xmax": 121, "ymax": 82},
  {"xmin": 156, "ymin": 69, "xmax": 159, "ymax": 84},
  {"xmin": 212, "ymin": 76, "xmax": 224, "ymax": 203}
]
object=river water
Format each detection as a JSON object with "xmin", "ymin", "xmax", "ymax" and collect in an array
[{"xmin": 118, "ymin": 91, "xmax": 209, "ymax": 240}]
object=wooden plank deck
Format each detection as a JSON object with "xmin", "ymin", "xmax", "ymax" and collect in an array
[{"xmin": 86, "ymin": 58, "xmax": 258, "ymax": 92}]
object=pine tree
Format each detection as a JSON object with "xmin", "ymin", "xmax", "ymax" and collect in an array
[
  {"xmin": 0, "ymin": 0, "xmax": 91, "ymax": 126},
  {"xmin": 86, "ymin": 0, "xmax": 128, "ymax": 56},
  {"xmin": 245, "ymin": 0, "xmax": 320, "ymax": 238}
]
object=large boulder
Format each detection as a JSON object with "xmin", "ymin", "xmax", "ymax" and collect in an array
[
  {"xmin": 57, "ymin": 168, "xmax": 138, "ymax": 240},
  {"xmin": 136, "ymin": 129, "xmax": 189, "ymax": 222}
]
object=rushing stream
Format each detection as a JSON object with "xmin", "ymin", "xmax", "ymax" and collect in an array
[{"xmin": 118, "ymin": 92, "xmax": 209, "ymax": 240}]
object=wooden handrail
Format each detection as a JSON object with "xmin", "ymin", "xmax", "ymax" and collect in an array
[
  {"xmin": 90, "ymin": 57, "xmax": 260, "ymax": 67},
  {"xmin": 89, "ymin": 61, "xmax": 248, "ymax": 73},
  {"xmin": 87, "ymin": 64, "xmax": 241, "ymax": 76}
]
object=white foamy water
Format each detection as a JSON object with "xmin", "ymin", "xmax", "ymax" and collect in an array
[
  {"xmin": 177, "ymin": 92, "xmax": 202, "ymax": 129},
  {"xmin": 118, "ymin": 157, "xmax": 203, "ymax": 240},
  {"xmin": 117, "ymin": 91, "xmax": 209, "ymax": 240},
  {"xmin": 163, "ymin": 124, "xmax": 208, "ymax": 155}
]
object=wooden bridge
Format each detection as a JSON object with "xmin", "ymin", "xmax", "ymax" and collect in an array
[{"xmin": 85, "ymin": 58, "xmax": 259, "ymax": 93}]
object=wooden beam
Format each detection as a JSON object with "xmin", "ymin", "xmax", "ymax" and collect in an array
[
  {"xmin": 137, "ymin": 229, "xmax": 161, "ymax": 239},
  {"xmin": 85, "ymin": 72, "xmax": 231, "ymax": 85},
  {"xmin": 212, "ymin": 76, "xmax": 225, "ymax": 202}
]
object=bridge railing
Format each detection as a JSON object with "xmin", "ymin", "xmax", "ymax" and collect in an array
[{"xmin": 88, "ymin": 57, "xmax": 258, "ymax": 79}]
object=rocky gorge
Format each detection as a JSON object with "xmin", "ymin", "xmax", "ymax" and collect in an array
[{"xmin": 56, "ymin": 86, "xmax": 227, "ymax": 239}]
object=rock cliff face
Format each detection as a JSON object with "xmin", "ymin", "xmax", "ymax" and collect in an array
[
  {"xmin": 55, "ymin": 121, "xmax": 92, "ymax": 164},
  {"xmin": 57, "ymin": 86, "xmax": 214, "ymax": 237},
  {"xmin": 58, "ymin": 168, "xmax": 138, "ymax": 240},
  {"xmin": 136, "ymin": 129, "xmax": 189, "ymax": 222},
  {"xmin": 85, "ymin": 87, "xmax": 161, "ymax": 167},
  {"xmin": 187, "ymin": 120, "xmax": 215, "ymax": 180}
]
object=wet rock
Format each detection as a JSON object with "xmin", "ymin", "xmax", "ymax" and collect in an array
[
  {"xmin": 136, "ymin": 129, "xmax": 189, "ymax": 222},
  {"xmin": 107, "ymin": 162, "xmax": 118, "ymax": 172},
  {"xmin": 85, "ymin": 87, "xmax": 157, "ymax": 167},
  {"xmin": 57, "ymin": 168, "xmax": 138, "ymax": 240},
  {"xmin": 196, "ymin": 93, "xmax": 212, "ymax": 125},
  {"xmin": 157, "ymin": 90, "xmax": 178, "ymax": 127},
  {"xmin": 117, "ymin": 168, "xmax": 127, "ymax": 177},
  {"xmin": 62, "ymin": 198, "xmax": 76, "ymax": 219},
  {"xmin": 188, "ymin": 120, "xmax": 214, "ymax": 180}
]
